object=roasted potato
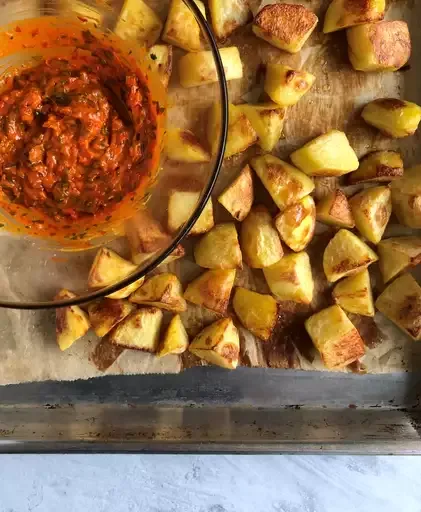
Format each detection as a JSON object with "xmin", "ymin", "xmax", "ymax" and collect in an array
[
  {"xmin": 361, "ymin": 99, "xmax": 421, "ymax": 138},
  {"xmin": 253, "ymin": 3, "xmax": 318, "ymax": 53},
  {"xmin": 390, "ymin": 165, "xmax": 421, "ymax": 228},
  {"xmin": 208, "ymin": 102, "xmax": 257, "ymax": 158},
  {"xmin": 250, "ymin": 154, "xmax": 315, "ymax": 211},
  {"xmin": 323, "ymin": 229, "xmax": 378, "ymax": 283},
  {"xmin": 194, "ymin": 223, "xmax": 242, "ymax": 269},
  {"xmin": 305, "ymin": 305, "xmax": 366, "ymax": 369},
  {"xmin": 167, "ymin": 190, "xmax": 214, "ymax": 235},
  {"xmin": 240, "ymin": 205, "xmax": 283, "ymax": 269},
  {"xmin": 349, "ymin": 186, "xmax": 392, "ymax": 244},
  {"xmin": 148, "ymin": 45, "xmax": 173, "ymax": 89},
  {"xmin": 179, "ymin": 46, "xmax": 243, "ymax": 88},
  {"xmin": 88, "ymin": 299, "xmax": 135, "ymax": 338},
  {"xmin": 332, "ymin": 269, "xmax": 375, "ymax": 317},
  {"xmin": 184, "ymin": 269, "xmax": 236, "ymax": 315},
  {"xmin": 348, "ymin": 150, "xmax": 404, "ymax": 185},
  {"xmin": 264, "ymin": 64, "xmax": 315, "ymax": 107},
  {"xmin": 189, "ymin": 317, "xmax": 240, "ymax": 369},
  {"xmin": 324, "ymin": 0, "xmax": 384, "ymax": 33},
  {"xmin": 316, "ymin": 189, "xmax": 355, "ymax": 229},
  {"xmin": 109, "ymin": 307, "xmax": 163, "ymax": 352},
  {"xmin": 158, "ymin": 314, "xmax": 189, "ymax": 357},
  {"xmin": 275, "ymin": 195, "xmax": 316, "ymax": 252},
  {"xmin": 161, "ymin": 245, "xmax": 186, "ymax": 267},
  {"xmin": 378, "ymin": 237, "xmax": 421, "ymax": 284},
  {"xmin": 209, "ymin": 0, "xmax": 250, "ymax": 39},
  {"xmin": 114, "ymin": 0, "xmax": 163, "ymax": 47},
  {"xmin": 217, "ymin": 165, "xmax": 254, "ymax": 222},
  {"xmin": 263, "ymin": 252, "xmax": 314, "ymax": 304},
  {"xmin": 165, "ymin": 128, "xmax": 210, "ymax": 163},
  {"xmin": 233, "ymin": 287, "xmax": 279, "ymax": 342},
  {"xmin": 347, "ymin": 21, "xmax": 411, "ymax": 72},
  {"xmin": 239, "ymin": 103, "xmax": 286, "ymax": 152},
  {"xmin": 55, "ymin": 289, "xmax": 90, "ymax": 351},
  {"xmin": 163, "ymin": 0, "xmax": 206, "ymax": 52},
  {"xmin": 88, "ymin": 248, "xmax": 144, "ymax": 299},
  {"xmin": 291, "ymin": 130, "xmax": 359, "ymax": 177},
  {"xmin": 130, "ymin": 273, "xmax": 187, "ymax": 313},
  {"xmin": 376, "ymin": 273, "xmax": 421, "ymax": 341}
]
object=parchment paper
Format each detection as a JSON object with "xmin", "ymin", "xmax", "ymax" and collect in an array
[{"xmin": 1, "ymin": 0, "xmax": 420, "ymax": 384}]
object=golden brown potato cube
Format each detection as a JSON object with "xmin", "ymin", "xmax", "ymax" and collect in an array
[
  {"xmin": 233, "ymin": 287, "xmax": 279, "ymax": 342},
  {"xmin": 323, "ymin": 229, "xmax": 378, "ymax": 283},
  {"xmin": 263, "ymin": 252, "xmax": 314, "ymax": 304},
  {"xmin": 332, "ymin": 269, "xmax": 374, "ymax": 317},
  {"xmin": 160, "ymin": 244, "xmax": 186, "ymax": 267},
  {"xmin": 264, "ymin": 64, "xmax": 315, "ymax": 107},
  {"xmin": 275, "ymin": 195, "xmax": 316, "ymax": 252},
  {"xmin": 55, "ymin": 289, "xmax": 90, "ymax": 351},
  {"xmin": 194, "ymin": 223, "xmax": 242, "ymax": 269},
  {"xmin": 305, "ymin": 305, "xmax": 366, "ymax": 369},
  {"xmin": 240, "ymin": 206, "xmax": 283, "ymax": 269},
  {"xmin": 148, "ymin": 45, "xmax": 173, "ymax": 89},
  {"xmin": 167, "ymin": 190, "xmax": 214, "ymax": 235},
  {"xmin": 179, "ymin": 46, "xmax": 243, "ymax": 88},
  {"xmin": 109, "ymin": 307, "xmax": 163, "ymax": 352},
  {"xmin": 324, "ymin": 0, "xmax": 384, "ymax": 34},
  {"xmin": 165, "ymin": 128, "xmax": 210, "ymax": 163},
  {"xmin": 184, "ymin": 269, "xmax": 236, "ymax": 315},
  {"xmin": 253, "ymin": 3, "xmax": 318, "ymax": 53},
  {"xmin": 349, "ymin": 186, "xmax": 391, "ymax": 244},
  {"xmin": 375, "ymin": 273, "xmax": 421, "ymax": 341},
  {"xmin": 114, "ymin": 0, "xmax": 163, "ymax": 47},
  {"xmin": 347, "ymin": 21, "xmax": 411, "ymax": 72},
  {"xmin": 157, "ymin": 314, "xmax": 189, "ymax": 357},
  {"xmin": 88, "ymin": 299, "xmax": 135, "ymax": 338},
  {"xmin": 209, "ymin": 0, "xmax": 250, "ymax": 39},
  {"xmin": 348, "ymin": 151, "xmax": 404, "ymax": 185},
  {"xmin": 390, "ymin": 165, "xmax": 421, "ymax": 228},
  {"xmin": 239, "ymin": 103, "xmax": 286, "ymax": 152},
  {"xmin": 250, "ymin": 154, "xmax": 315, "ymax": 211},
  {"xmin": 130, "ymin": 273, "xmax": 186, "ymax": 313},
  {"xmin": 189, "ymin": 317, "xmax": 240, "ymax": 369},
  {"xmin": 378, "ymin": 237, "xmax": 421, "ymax": 284},
  {"xmin": 362, "ymin": 99, "xmax": 421, "ymax": 138},
  {"xmin": 163, "ymin": 0, "xmax": 206, "ymax": 52},
  {"xmin": 208, "ymin": 103, "xmax": 257, "ymax": 158},
  {"xmin": 217, "ymin": 165, "xmax": 254, "ymax": 222},
  {"xmin": 316, "ymin": 189, "xmax": 355, "ymax": 229},
  {"xmin": 291, "ymin": 130, "xmax": 359, "ymax": 177}
]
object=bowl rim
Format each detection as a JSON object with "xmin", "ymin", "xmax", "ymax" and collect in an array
[{"xmin": 0, "ymin": 0, "xmax": 229, "ymax": 310}]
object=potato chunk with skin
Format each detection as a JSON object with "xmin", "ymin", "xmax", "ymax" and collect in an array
[
  {"xmin": 250, "ymin": 154, "xmax": 315, "ymax": 211},
  {"xmin": 148, "ymin": 45, "xmax": 173, "ymax": 89},
  {"xmin": 195, "ymin": 223, "xmax": 242, "ymax": 269},
  {"xmin": 88, "ymin": 299, "xmax": 135, "ymax": 338},
  {"xmin": 305, "ymin": 305, "xmax": 366, "ymax": 369},
  {"xmin": 347, "ymin": 21, "xmax": 411, "ymax": 72},
  {"xmin": 349, "ymin": 151, "xmax": 404, "ymax": 185},
  {"xmin": 209, "ymin": 0, "xmax": 250, "ymax": 40},
  {"xmin": 291, "ymin": 130, "xmax": 359, "ymax": 177},
  {"xmin": 189, "ymin": 317, "xmax": 240, "ymax": 369},
  {"xmin": 378, "ymin": 237, "xmax": 421, "ymax": 284},
  {"xmin": 239, "ymin": 104, "xmax": 286, "ymax": 152},
  {"xmin": 55, "ymin": 289, "xmax": 90, "ymax": 351},
  {"xmin": 324, "ymin": 0, "xmax": 385, "ymax": 34},
  {"xmin": 263, "ymin": 252, "xmax": 314, "ymax": 304},
  {"xmin": 158, "ymin": 314, "xmax": 189, "ymax": 357},
  {"xmin": 362, "ymin": 99, "xmax": 421, "ymax": 139},
  {"xmin": 316, "ymin": 189, "xmax": 355, "ymax": 228},
  {"xmin": 275, "ymin": 195, "xmax": 316, "ymax": 252},
  {"xmin": 233, "ymin": 287, "xmax": 279, "ymax": 342},
  {"xmin": 163, "ymin": 0, "xmax": 206, "ymax": 52},
  {"xmin": 130, "ymin": 273, "xmax": 187, "ymax": 313},
  {"xmin": 349, "ymin": 186, "xmax": 391, "ymax": 244},
  {"xmin": 323, "ymin": 229, "xmax": 378, "ymax": 283},
  {"xmin": 376, "ymin": 274, "xmax": 421, "ymax": 341},
  {"xmin": 390, "ymin": 166, "xmax": 421, "ymax": 228},
  {"xmin": 179, "ymin": 47, "xmax": 243, "ymax": 88},
  {"xmin": 253, "ymin": 3, "xmax": 318, "ymax": 53},
  {"xmin": 184, "ymin": 269, "xmax": 236, "ymax": 315},
  {"xmin": 168, "ymin": 190, "xmax": 214, "ymax": 235},
  {"xmin": 114, "ymin": 0, "xmax": 163, "ymax": 47},
  {"xmin": 332, "ymin": 270, "xmax": 375, "ymax": 317},
  {"xmin": 264, "ymin": 64, "xmax": 315, "ymax": 107},
  {"xmin": 165, "ymin": 129, "xmax": 210, "ymax": 163},
  {"xmin": 217, "ymin": 165, "xmax": 254, "ymax": 222},
  {"xmin": 109, "ymin": 307, "xmax": 163, "ymax": 352}
]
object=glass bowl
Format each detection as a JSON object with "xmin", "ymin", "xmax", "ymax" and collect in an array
[{"xmin": 0, "ymin": 0, "xmax": 228, "ymax": 309}]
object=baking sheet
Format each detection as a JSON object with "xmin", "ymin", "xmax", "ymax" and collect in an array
[{"xmin": 0, "ymin": 0, "xmax": 420, "ymax": 384}]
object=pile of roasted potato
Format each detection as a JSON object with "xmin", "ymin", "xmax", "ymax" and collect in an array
[{"xmin": 56, "ymin": 0, "xmax": 421, "ymax": 373}]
